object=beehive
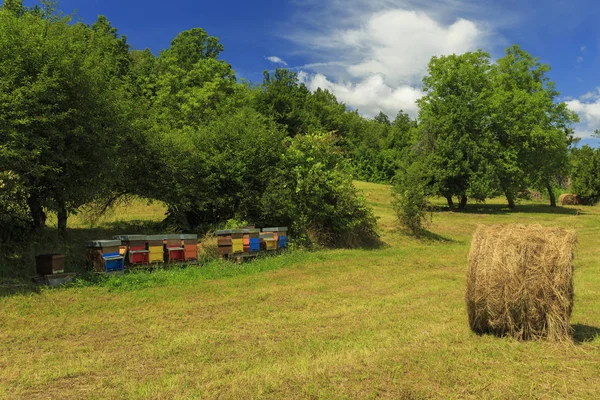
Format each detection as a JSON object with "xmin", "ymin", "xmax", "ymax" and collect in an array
[
  {"xmin": 113, "ymin": 235, "xmax": 149, "ymax": 265},
  {"xmin": 181, "ymin": 234, "xmax": 198, "ymax": 261},
  {"xmin": 232, "ymin": 229, "xmax": 244, "ymax": 253},
  {"xmin": 146, "ymin": 235, "xmax": 165, "ymax": 263},
  {"xmin": 216, "ymin": 230, "xmax": 233, "ymax": 256},
  {"xmin": 262, "ymin": 227, "xmax": 289, "ymax": 249},
  {"xmin": 260, "ymin": 232, "xmax": 278, "ymax": 251},
  {"xmin": 85, "ymin": 240, "xmax": 124, "ymax": 272},
  {"xmin": 244, "ymin": 228, "xmax": 261, "ymax": 253},
  {"xmin": 165, "ymin": 234, "xmax": 185, "ymax": 263}
]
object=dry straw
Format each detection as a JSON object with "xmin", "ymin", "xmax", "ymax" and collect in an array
[
  {"xmin": 559, "ymin": 193, "xmax": 579, "ymax": 206},
  {"xmin": 466, "ymin": 224, "xmax": 577, "ymax": 342}
]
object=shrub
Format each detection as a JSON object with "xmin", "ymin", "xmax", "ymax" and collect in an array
[
  {"xmin": 392, "ymin": 161, "xmax": 432, "ymax": 237},
  {"xmin": 261, "ymin": 132, "xmax": 379, "ymax": 248}
]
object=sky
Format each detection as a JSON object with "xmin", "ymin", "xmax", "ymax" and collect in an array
[{"xmin": 18, "ymin": 0, "xmax": 600, "ymax": 144}]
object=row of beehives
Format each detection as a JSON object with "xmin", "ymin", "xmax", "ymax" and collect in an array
[
  {"xmin": 85, "ymin": 234, "xmax": 198, "ymax": 273},
  {"xmin": 216, "ymin": 227, "xmax": 288, "ymax": 257}
]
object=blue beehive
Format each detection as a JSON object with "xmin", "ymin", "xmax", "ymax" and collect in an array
[
  {"xmin": 244, "ymin": 229, "xmax": 261, "ymax": 253},
  {"xmin": 85, "ymin": 240, "xmax": 125, "ymax": 272}
]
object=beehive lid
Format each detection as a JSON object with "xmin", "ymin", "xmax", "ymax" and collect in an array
[
  {"xmin": 180, "ymin": 234, "xmax": 198, "ymax": 240},
  {"xmin": 216, "ymin": 230, "xmax": 233, "ymax": 235},
  {"xmin": 260, "ymin": 233, "xmax": 275, "ymax": 240},
  {"xmin": 231, "ymin": 229, "xmax": 244, "ymax": 234},
  {"xmin": 164, "ymin": 234, "xmax": 180, "ymax": 240},
  {"xmin": 86, "ymin": 240, "xmax": 121, "ymax": 248},
  {"xmin": 242, "ymin": 229, "xmax": 260, "ymax": 234},
  {"xmin": 262, "ymin": 227, "xmax": 288, "ymax": 233},
  {"xmin": 146, "ymin": 235, "xmax": 164, "ymax": 241},
  {"xmin": 112, "ymin": 235, "xmax": 146, "ymax": 241}
]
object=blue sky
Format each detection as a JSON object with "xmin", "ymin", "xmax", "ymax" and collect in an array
[{"xmin": 19, "ymin": 0, "xmax": 600, "ymax": 142}]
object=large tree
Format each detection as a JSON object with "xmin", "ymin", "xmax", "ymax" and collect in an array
[
  {"xmin": 417, "ymin": 50, "xmax": 498, "ymax": 209},
  {"xmin": 0, "ymin": 7, "xmax": 132, "ymax": 233},
  {"xmin": 488, "ymin": 45, "xmax": 579, "ymax": 207}
]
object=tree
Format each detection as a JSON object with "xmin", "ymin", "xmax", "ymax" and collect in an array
[
  {"xmin": 488, "ymin": 45, "xmax": 579, "ymax": 208},
  {"xmin": 417, "ymin": 51, "xmax": 497, "ymax": 209},
  {"xmin": 255, "ymin": 68, "xmax": 319, "ymax": 136},
  {"xmin": 0, "ymin": 8, "xmax": 133, "ymax": 233}
]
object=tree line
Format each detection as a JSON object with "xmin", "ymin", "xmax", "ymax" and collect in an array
[{"xmin": 0, "ymin": 0, "xmax": 594, "ymax": 245}]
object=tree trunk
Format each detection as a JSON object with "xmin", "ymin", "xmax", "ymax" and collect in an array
[
  {"xmin": 505, "ymin": 192, "xmax": 516, "ymax": 209},
  {"xmin": 27, "ymin": 193, "xmax": 46, "ymax": 232},
  {"xmin": 445, "ymin": 196, "xmax": 454, "ymax": 209},
  {"xmin": 458, "ymin": 195, "xmax": 468, "ymax": 210},
  {"xmin": 57, "ymin": 205, "xmax": 68, "ymax": 238},
  {"xmin": 546, "ymin": 183, "xmax": 556, "ymax": 207}
]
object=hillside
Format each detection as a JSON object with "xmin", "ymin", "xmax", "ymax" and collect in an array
[{"xmin": 1, "ymin": 182, "xmax": 599, "ymax": 399}]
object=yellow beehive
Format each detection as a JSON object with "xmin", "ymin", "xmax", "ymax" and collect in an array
[
  {"xmin": 148, "ymin": 246, "xmax": 164, "ymax": 263},
  {"xmin": 232, "ymin": 239, "xmax": 244, "ymax": 253}
]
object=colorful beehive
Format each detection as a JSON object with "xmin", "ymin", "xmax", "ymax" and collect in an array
[
  {"xmin": 216, "ymin": 230, "xmax": 233, "ymax": 257},
  {"xmin": 165, "ymin": 234, "xmax": 185, "ymax": 263},
  {"xmin": 232, "ymin": 229, "xmax": 244, "ymax": 253},
  {"xmin": 243, "ymin": 228, "xmax": 261, "ymax": 253},
  {"xmin": 85, "ymin": 240, "xmax": 125, "ymax": 272},
  {"xmin": 146, "ymin": 235, "xmax": 165, "ymax": 264},
  {"xmin": 260, "ymin": 232, "xmax": 278, "ymax": 251},
  {"xmin": 180, "ymin": 234, "xmax": 198, "ymax": 262},
  {"xmin": 263, "ymin": 227, "xmax": 289, "ymax": 249},
  {"xmin": 113, "ymin": 235, "xmax": 149, "ymax": 266}
]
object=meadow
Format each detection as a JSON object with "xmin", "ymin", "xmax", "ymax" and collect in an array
[{"xmin": 0, "ymin": 182, "xmax": 599, "ymax": 399}]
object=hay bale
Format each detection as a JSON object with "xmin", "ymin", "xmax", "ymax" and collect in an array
[
  {"xmin": 559, "ymin": 193, "xmax": 579, "ymax": 205},
  {"xmin": 466, "ymin": 224, "xmax": 576, "ymax": 341}
]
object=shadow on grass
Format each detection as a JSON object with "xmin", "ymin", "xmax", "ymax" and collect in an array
[
  {"xmin": 0, "ymin": 220, "xmax": 166, "ymax": 281},
  {"xmin": 0, "ymin": 282, "xmax": 41, "ymax": 298},
  {"xmin": 437, "ymin": 204, "xmax": 582, "ymax": 216},
  {"xmin": 572, "ymin": 324, "xmax": 600, "ymax": 344},
  {"xmin": 419, "ymin": 229, "xmax": 455, "ymax": 242}
]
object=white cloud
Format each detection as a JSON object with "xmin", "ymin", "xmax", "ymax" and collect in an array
[
  {"xmin": 285, "ymin": 2, "xmax": 493, "ymax": 118},
  {"xmin": 577, "ymin": 56, "xmax": 584, "ymax": 63},
  {"xmin": 567, "ymin": 89, "xmax": 600, "ymax": 138},
  {"xmin": 580, "ymin": 45, "xmax": 587, "ymax": 52},
  {"xmin": 265, "ymin": 56, "xmax": 288, "ymax": 66},
  {"xmin": 300, "ymin": 72, "xmax": 423, "ymax": 117}
]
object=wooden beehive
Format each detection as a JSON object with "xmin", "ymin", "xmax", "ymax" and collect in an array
[
  {"xmin": 216, "ymin": 230, "xmax": 233, "ymax": 256},
  {"xmin": 232, "ymin": 229, "xmax": 244, "ymax": 253},
  {"xmin": 180, "ymin": 234, "xmax": 198, "ymax": 261},
  {"xmin": 146, "ymin": 235, "xmax": 165, "ymax": 263}
]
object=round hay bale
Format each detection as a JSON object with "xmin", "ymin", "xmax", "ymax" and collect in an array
[
  {"xmin": 466, "ymin": 224, "xmax": 576, "ymax": 341},
  {"xmin": 559, "ymin": 193, "xmax": 579, "ymax": 206}
]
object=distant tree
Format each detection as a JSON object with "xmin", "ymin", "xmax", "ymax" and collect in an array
[
  {"xmin": 255, "ymin": 68, "xmax": 319, "ymax": 136},
  {"xmin": 570, "ymin": 145, "xmax": 600, "ymax": 204},
  {"xmin": 374, "ymin": 111, "xmax": 391, "ymax": 126}
]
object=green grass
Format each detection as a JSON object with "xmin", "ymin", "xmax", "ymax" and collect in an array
[{"xmin": 1, "ymin": 182, "xmax": 599, "ymax": 399}]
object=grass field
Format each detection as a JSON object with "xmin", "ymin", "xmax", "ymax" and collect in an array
[{"xmin": 1, "ymin": 182, "xmax": 599, "ymax": 399}]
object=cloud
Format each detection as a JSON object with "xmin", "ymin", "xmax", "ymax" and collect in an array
[
  {"xmin": 265, "ymin": 56, "xmax": 288, "ymax": 66},
  {"xmin": 577, "ymin": 56, "xmax": 584, "ymax": 63},
  {"xmin": 567, "ymin": 89, "xmax": 600, "ymax": 138},
  {"xmin": 580, "ymin": 45, "xmax": 586, "ymax": 52},
  {"xmin": 285, "ymin": 1, "xmax": 496, "ymax": 118},
  {"xmin": 299, "ymin": 72, "xmax": 423, "ymax": 117}
]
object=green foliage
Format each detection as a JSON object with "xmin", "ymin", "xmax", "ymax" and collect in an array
[
  {"xmin": 261, "ymin": 133, "xmax": 379, "ymax": 248},
  {"xmin": 570, "ymin": 145, "xmax": 600, "ymax": 205},
  {"xmin": 392, "ymin": 160, "xmax": 432, "ymax": 237}
]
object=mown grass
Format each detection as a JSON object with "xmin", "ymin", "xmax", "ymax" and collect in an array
[{"xmin": 1, "ymin": 182, "xmax": 599, "ymax": 399}]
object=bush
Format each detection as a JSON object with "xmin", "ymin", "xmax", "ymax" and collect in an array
[
  {"xmin": 570, "ymin": 145, "xmax": 600, "ymax": 205},
  {"xmin": 392, "ymin": 161, "xmax": 432, "ymax": 237},
  {"xmin": 261, "ymin": 132, "xmax": 379, "ymax": 248}
]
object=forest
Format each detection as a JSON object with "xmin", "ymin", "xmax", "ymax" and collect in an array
[{"xmin": 1, "ymin": 0, "xmax": 599, "ymax": 257}]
